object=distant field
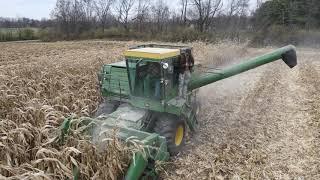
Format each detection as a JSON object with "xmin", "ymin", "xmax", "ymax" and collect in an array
[
  {"xmin": 0, "ymin": 27, "xmax": 39, "ymax": 32},
  {"xmin": 0, "ymin": 27, "xmax": 39, "ymax": 41}
]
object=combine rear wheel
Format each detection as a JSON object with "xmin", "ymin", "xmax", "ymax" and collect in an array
[{"xmin": 154, "ymin": 115, "xmax": 185, "ymax": 155}]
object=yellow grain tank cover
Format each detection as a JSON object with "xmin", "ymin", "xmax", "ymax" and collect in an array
[{"xmin": 124, "ymin": 47, "xmax": 180, "ymax": 60}]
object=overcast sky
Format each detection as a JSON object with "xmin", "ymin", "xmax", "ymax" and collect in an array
[{"xmin": 0, "ymin": 0, "xmax": 258, "ymax": 20}]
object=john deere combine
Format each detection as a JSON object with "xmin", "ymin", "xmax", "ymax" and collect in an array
[{"xmin": 62, "ymin": 44, "xmax": 297, "ymax": 179}]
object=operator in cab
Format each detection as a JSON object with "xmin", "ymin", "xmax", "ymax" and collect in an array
[
  {"xmin": 178, "ymin": 49, "xmax": 194, "ymax": 98},
  {"xmin": 145, "ymin": 62, "xmax": 161, "ymax": 99}
]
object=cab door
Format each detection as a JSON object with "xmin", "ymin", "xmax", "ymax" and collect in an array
[{"xmin": 161, "ymin": 58, "xmax": 178, "ymax": 100}]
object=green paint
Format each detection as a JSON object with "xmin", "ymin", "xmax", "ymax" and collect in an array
[
  {"xmin": 100, "ymin": 62, "xmax": 130, "ymax": 101},
  {"xmin": 126, "ymin": 153, "xmax": 148, "ymax": 180}
]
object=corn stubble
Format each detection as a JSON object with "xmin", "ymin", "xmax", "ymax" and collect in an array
[{"xmin": 0, "ymin": 41, "xmax": 135, "ymax": 179}]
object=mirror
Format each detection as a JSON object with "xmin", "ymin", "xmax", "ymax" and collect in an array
[{"xmin": 162, "ymin": 62, "xmax": 169, "ymax": 69}]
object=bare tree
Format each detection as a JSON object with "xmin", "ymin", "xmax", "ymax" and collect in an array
[
  {"xmin": 191, "ymin": 0, "xmax": 223, "ymax": 32},
  {"xmin": 116, "ymin": 0, "xmax": 135, "ymax": 32},
  {"xmin": 49, "ymin": 0, "xmax": 253, "ymax": 40},
  {"xmin": 134, "ymin": 0, "xmax": 150, "ymax": 32},
  {"xmin": 224, "ymin": 0, "xmax": 249, "ymax": 40},
  {"xmin": 52, "ymin": 0, "xmax": 72, "ymax": 37},
  {"xmin": 227, "ymin": 0, "xmax": 241, "ymax": 17},
  {"xmin": 70, "ymin": 0, "xmax": 93, "ymax": 34},
  {"xmin": 151, "ymin": 0, "xmax": 170, "ymax": 33},
  {"xmin": 256, "ymin": 0, "xmax": 263, "ymax": 9},
  {"xmin": 52, "ymin": 0, "xmax": 95, "ymax": 38},
  {"xmin": 239, "ymin": 0, "xmax": 249, "ymax": 16},
  {"xmin": 180, "ymin": 0, "xmax": 188, "ymax": 25},
  {"xmin": 226, "ymin": 0, "xmax": 248, "ymax": 25},
  {"xmin": 81, "ymin": 0, "xmax": 95, "ymax": 23},
  {"xmin": 94, "ymin": 0, "xmax": 115, "ymax": 32}
]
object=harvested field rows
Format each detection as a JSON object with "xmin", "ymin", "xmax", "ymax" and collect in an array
[
  {"xmin": 165, "ymin": 47, "xmax": 320, "ymax": 179},
  {"xmin": 0, "ymin": 41, "xmax": 319, "ymax": 179}
]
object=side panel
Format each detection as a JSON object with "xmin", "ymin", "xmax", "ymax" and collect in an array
[{"xmin": 100, "ymin": 63, "xmax": 130, "ymax": 101}]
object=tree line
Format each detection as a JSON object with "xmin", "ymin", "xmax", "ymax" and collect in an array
[
  {"xmin": 252, "ymin": 0, "xmax": 320, "ymax": 46},
  {"xmin": 1, "ymin": 0, "xmax": 320, "ymax": 46},
  {"xmin": 0, "ymin": 18, "xmax": 50, "ymax": 42},
  {"xmin": 253, "ymin": 0, "xmax": 320, "ymax": 30},
  {"xmin": 0, "ymin": 17, "xmax": 53, "ymax": 28},
  {"xmin": 49, "ymin": 0, "xmax": 252, "ymax": 41}
]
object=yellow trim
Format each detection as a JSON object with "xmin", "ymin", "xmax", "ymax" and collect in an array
[
  {"xmin": 175, "ymin": 125, "xmax": 184, "ymax": 146},
  {"xmin": 124, "ymin": 47, "xmax": 180, "ymax": 60}
]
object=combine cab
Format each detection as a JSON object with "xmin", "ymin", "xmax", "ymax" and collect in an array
[{"xmin": 61, "ymin": 44, "xmax": 297, "ymax": 179}]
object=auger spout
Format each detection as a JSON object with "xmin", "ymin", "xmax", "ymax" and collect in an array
[{"xmin": 188, "ymin": 45, "xmax": 297, "ymax": 91}]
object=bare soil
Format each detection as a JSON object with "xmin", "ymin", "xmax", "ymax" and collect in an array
[{"xmin": 0, "ymin": 40, "xmax": 319, "ymax": 179}]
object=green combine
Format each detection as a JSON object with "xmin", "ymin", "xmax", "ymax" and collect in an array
[{"xmin": 62, "ymin": 44, "xmax": 297, "ymax": 179}]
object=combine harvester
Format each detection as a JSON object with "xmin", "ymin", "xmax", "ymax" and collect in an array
[{"xmin": 61, "ymin": 44, "xmax": 297, "ymax": 179}]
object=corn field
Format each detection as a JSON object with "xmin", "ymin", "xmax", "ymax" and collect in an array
[
  {"xmin": 1, "ymin": 40, "xmax": 320, "ymax": 179},
  {"xmin": 0, "ymin": 41, "xmax": 137, "ymax": 179}
]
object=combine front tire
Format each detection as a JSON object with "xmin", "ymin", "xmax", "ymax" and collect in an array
[{"xmin": 154, "ymin": 115, "xmax": 185, "ymax": 155}]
